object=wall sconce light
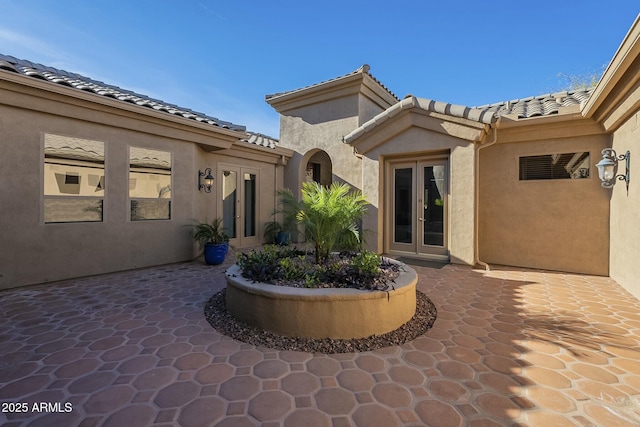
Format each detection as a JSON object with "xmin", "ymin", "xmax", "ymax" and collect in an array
[
  {"xmin": 596, "ymin": 149, "xmax": 630, "ymax": 190},
  {"xmin": 198, "ymin": 168, "xmax": 214, "ymax": 193}
]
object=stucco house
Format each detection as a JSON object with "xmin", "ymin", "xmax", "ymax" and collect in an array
[
  {"xmin": 267, "ymin": 16, "xmax": 640, "ymax": 299},
  {"xmin": 0, "ymin": 53, "xmax": 293, "ymax": 289},
  {"xmin": 1, "ymin": 16, "xmax": 638, "ymax": 301}
]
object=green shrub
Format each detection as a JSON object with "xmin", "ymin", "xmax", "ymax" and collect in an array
[
  {"xmin": 237, "ymin": 245, "xmax": 281, "ymax": 282},
  {"xmin": 351, "ymin": 251, "xmax": 381, "ymax": 276},
  {"xmin": 297, "ymin": 182, "xmax": 368, "ymax": 263},
  {"xmin": 304, "ymin": 269, "xmax": 323, "ymax": 288},
  {"xmin": 236, "ymin": 246, "xmax": 399, "ymax": 290},
  {"xmin": 278, "ymin": 257, "xmax": 305, "ymax": 281},
  {"xmin": 193, "ymin": 218, "xmax": 230, "ymax": 245}
]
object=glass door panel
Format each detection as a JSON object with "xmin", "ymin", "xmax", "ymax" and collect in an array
[
  {"xmin": 389, "ymin": 163, "xmax": 416, "ymax": 254},
  {"xmin": 387, "ymin": 158, "xmax": 448, "ymax": 260},
  {"xmin": 422, "ymin": 165, "xmax": 445, "ymax": 247},
  {"xmin": 244, "ymin": 172, "xmax": 256, "ymax": 238},
  {"xmin": 222, "ymin": 170, "xmax": 237, "ymax": 239},
  {"xmin": 394, "ymin": 167, "xmax": 413, "ymax": 244},
  {"xmin": 220, "ymin": 165, "xmax": 260, "ymax": 247}
]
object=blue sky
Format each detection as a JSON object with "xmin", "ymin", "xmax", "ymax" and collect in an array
[{"xmin": 1, "ymin": 1, "xmax": 638, "ymax": 137}]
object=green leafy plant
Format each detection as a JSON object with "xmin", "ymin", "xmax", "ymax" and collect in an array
[
  {"xmin": 304, "ymin": 270, "xmax": 323, "ymax": 288},
  {"xmin": 237, "ymin": 245, "xmax": 305, "ymax": 283},
  {"xmin": 193, "ymin": 218, "xmax": 230, "ymax": 246},
  {"xmin": 264, "ymin": 188, "xmax": 301, "ymax": 244},
  {"xmin": 264, "ymin": 220, "xmax": 285, "ymax": 244},
  {"xmin": 278, "ymin": 256, "xmax": 304, "ymax": 280},
  {"xmin": 297, "ymin": 182, "xmax": 368, "ymax": 263},
  {"xmin": 351, "ymin": 251, "xmax": 381, "ymax": 277},
  {"xmin": 236, "ymin": 246, "xmax": 399, "ymax": 290}
]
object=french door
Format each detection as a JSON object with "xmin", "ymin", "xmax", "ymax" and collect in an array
[
  {"xmin": 387, "ymin": 158, "xmax": 448, "ymax": 260},
  {"xmin": 219, "ymin": 165, "xmax": 260, "ymax": 248}
]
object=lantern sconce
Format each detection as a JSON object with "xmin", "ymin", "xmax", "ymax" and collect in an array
[
  {"xmin": 198, "ymin": 168, "xmax": 214, "ymax": 193},
  {"xmin": 596, "ymin": 149, "xmax": 630, "ymax": 191}
]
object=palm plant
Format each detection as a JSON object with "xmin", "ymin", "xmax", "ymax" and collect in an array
[
  {"xmin": 193, "ymin": 217, "xmax": 229, "ymax": 246},
  {"xmin": 296, "ymin": 182, "xmax": 368, "ymax": 263}
]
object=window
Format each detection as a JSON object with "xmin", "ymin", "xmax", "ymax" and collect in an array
[
  {"xmin": 519, "ymin": 152, "xmax": 590, "ymax": 181},
  {"xmin": 44, "ymin": 134, "xmax": 105, "ymax": 223},
  {"xmin": 129, "ymin": 147, "xmax": 171, "ymax": 220}
]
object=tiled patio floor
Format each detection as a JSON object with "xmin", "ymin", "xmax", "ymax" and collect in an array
[{"xmin": 1, "ymin": 253, "xmax": 640, "ymax": 427}]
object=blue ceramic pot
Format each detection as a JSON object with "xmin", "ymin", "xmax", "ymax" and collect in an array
[
  {"xmin": 275, "ymin": 231, "xmax": 291, "ymax": 246},
  {"xmin": 204, "ymin": 242, "xmax": 229, "ymax": 265}
]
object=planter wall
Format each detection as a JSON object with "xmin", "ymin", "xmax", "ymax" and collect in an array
[{"xmin": 225, "ymin": 262, "xmax": 417, "ymax": 339}]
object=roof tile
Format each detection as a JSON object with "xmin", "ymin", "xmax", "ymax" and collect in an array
[
  {"xmin": 266, "ymin": 64, "xmax": 399, "ymax": 102},
  {"xmin": 241, "ymin": 133, "xmax": 278, "ymax": 149},
  {"xmin": 475, "ymin": 89, "xmax": 594, "ymax": 119},
  {"xmin": 0, "ymin": 53, "xmax": 246, "ymax": 132}
]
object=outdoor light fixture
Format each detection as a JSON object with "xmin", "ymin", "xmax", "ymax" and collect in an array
[
  {"xmin": 198, "ymin": 168, "xmax": 214, "ymax": 193},
  {"xmin": 596, "ymin": 148, "xmax": 630, "ymax": 190}
]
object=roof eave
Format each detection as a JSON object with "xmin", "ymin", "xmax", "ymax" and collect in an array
[
  {"xmin": 361, "ymin": 73, "xmax": 399, "ymax": 108},
  {"xmin": 0, "ymin": 70, "xmax": 246, "ymax": 146},
  {"xmin": 582, "ymin": 14, "xmax": 640, "ymax": 121},
  {"xmin": 344, "ymin": 96, "xmax": 496, "ymax": 145},
  {"xmin": 266, "ymin": 72, "xmax": 366, "ymax": 112},
  {"xmin": 266, "ymin": 65, "xmax": 399, "ymax": 113}
]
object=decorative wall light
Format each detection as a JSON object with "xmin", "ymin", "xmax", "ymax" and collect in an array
[
  {"xmin": 596, "ymin": 149, "xmax": 630, "ymax": 190},
  {"xmin": 198, "ymin": 168, "xmax": 214, "ymax": 193}
]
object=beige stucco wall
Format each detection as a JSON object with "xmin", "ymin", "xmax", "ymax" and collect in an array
[
  {"xmin": 0, "ymin": 79, "xmax": 286, "ymax": 290},
  {"xmin": 610, "ymin": 109, "xmax": 640, "ymax": 298},
  {"xmin": 278, "ymin": 95, "xmax": 363, "ymax": 195},
  {"xmin": 269, "ymin": 72, "xmax": 396, "ymax": 245},
  {"xmin": 0, "ymin": 103, "xmax": 199, "ymax": 289},
  {"xmin": 205, "ymin": 148, "xmax": 285, "ymax": 248},
  {"xmin": 361, "ymin": 125, "xmax": 477, "ymax": 264},
  {"xmin": 578, "ymin": 17, "xmax": 640, "ymax": 297},
  {"xmin": 359, "ymin": 95, "xmax": 389, "ymax": 128},
  {"xmin": 478, "ymin": 134, "xmax": 610, "ymax": 275}
]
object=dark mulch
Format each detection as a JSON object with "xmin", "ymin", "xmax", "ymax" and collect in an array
[{"xmin": 204, "ymin": 289, "xmax": 437, "ymax": 354}]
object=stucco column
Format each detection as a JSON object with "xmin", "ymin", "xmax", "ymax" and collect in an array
[{"xmin": 448, "ymin": 144, "xmax": 476, "ymax": 265}]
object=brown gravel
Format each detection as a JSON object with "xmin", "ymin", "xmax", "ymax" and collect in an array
[{"xmin": 204, "ymin": 289, "xmax": 437, "ymax": 354}]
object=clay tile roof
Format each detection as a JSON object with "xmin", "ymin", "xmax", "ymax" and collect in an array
[
  {"xmin": 241, "ymin": 132, "xmax": 278, "ymax": 149},
  {"xmin": 474, "ymin": 89, "xmax": 594, "ymax": 119},
  {"xmin": 265, "ymin": 64, "xmax": 400, "ymax": 102},
  {"xmin": 0, "ymin": 53, "xmax": 246, "ymax": 132},
  {"xmin": 343, "ymin": 96, "xmax": 497, "ymax": 143}
]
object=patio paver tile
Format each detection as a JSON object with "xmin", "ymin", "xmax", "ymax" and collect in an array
[
  {"xmin": 371, "ymin": 382, "xmax": 412, "ymax": 407},
  {"xmin": 1, "ymin": 257, "xmax": 639, "ymax": 426},
  {"xmin": 247, "ymin": 390, "xmax": 292, "ymax": 421}
]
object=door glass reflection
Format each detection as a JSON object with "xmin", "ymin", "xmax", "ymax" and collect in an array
[
  {"xmin": 394, "ymin": 168, "xmax": 412, "ymax": 244},
  {"xmin": 423, "ymin": 166, "xmax": 444, "ymax": 246},
  {"xmin": 222, "ymin": 170, "xmax": 237, "ymax": 238},
  {"xmin": 244, "ymin": 173, "xmax": 256, "ymax": 237}
]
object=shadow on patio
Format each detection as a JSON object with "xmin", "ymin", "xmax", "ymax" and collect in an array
[{"xmin": 1, "ymin": 254, "xmax": 639, "ymax": 426}]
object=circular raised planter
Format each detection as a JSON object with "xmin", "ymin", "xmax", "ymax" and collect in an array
[{"xmin": 224, "ymin": 261, "xmax": 417, "ymax": 339}]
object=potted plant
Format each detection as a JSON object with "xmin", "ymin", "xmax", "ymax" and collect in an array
[
  {"xmin": 193, "ymin": 218, "xmax": 230, "ymax": 265},
  {"xmin": 264, "ymin": 189, "xmax": 300, "ymax": 245},
  {"xmin": 264, "ymin": 220, "xmax": 292, "ymax": 245}
]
